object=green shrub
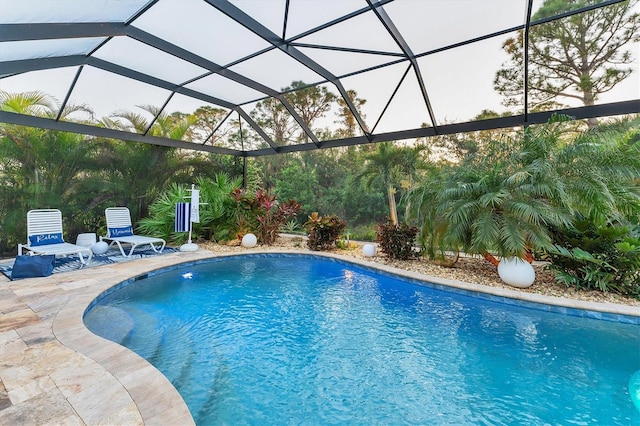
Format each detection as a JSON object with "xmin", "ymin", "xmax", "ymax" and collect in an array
[
  {"xmin": 376, "ymin": 221, "xmax": 418, "ymax": 260},
  {"xmin": 304, "ymin": 212, "xmax": 346, "ymax": 251},
  {"xmin": 545, "ymin": 218, "xmax": 640, "ymax": 298},
  {"xmin": 347, "ymin": 224, "xmax": 377, "ymax": 242},
  {"xmin": 281, "ymin": 219, "xmax": 301, "ymax": 234},
  {"xmin": 138, "ymin": 174, "xmax": 242, "ymax": 244}
]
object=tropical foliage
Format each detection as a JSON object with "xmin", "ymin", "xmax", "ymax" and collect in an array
[
  {"xmin": 138, "ymin": 175, "xmax": 242, "ymax": 244},
  {"xmin": 357, "ymin": 142, "xmax": 429, "ymax": 225},
  {"xmin": 304, "ymin": 212, "xmax": 346, "ymax": 251},
  {"xmin": 406, "ymin": 115, "xmax": 640, "ymax": 296},
  {"xmin": 376, "ymin": 221, "xmax": 419, "ymax": 260},
  {"xmin": 408, "ymin": 117, "xmax": 570, "ymax": 265},
  {"xmin": 232, "ymin": 189, "xmax": 302, "ymax": 245},
  {"xmin": 546, "ymin": 217, "xmax": 640, "ymax": 297}
]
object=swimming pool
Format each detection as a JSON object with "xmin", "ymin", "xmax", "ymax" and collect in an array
[{"xmin": 84, "ymin": 254, "xmax": 640, "ymax": 425}]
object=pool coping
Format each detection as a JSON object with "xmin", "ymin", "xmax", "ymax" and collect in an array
[
  {"xmin": 1, "ymin": 248, "xmax": 638, "ymax": 425},
  {"xmin": 316, "ymin": 251, "xmax": 640, "ymax": 322}
]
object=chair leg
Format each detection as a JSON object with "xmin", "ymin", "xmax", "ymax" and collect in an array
[{"xmin": 114, "ymin": 241, "xmax": 127, "ymax": 257}]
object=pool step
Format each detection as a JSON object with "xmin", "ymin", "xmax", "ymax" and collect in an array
[{"xmin": 84, "ymin": 305, "xmax": 134, "ymax": 343}]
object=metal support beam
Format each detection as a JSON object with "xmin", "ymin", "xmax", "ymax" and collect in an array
[
  {"xmin": 285, "ymin": 0, "xmax": 394, "ymax": 44},
  {"xmin": 206, "ymin": 0, "xmax": 371, "ymax": 140},
  {"xmin": 144, "ymin": 93, "xmax": 175, "ymax": 136},
  {"xmin": 125, "ymin": 26, "xmax": 320, "ymax": 146},
  {"xmin": 56, "ymin": 65, "xmax": 83, "ymax": 121},
  {"xmin": 523, "ymin": 0, "xmax": 534, "ymax": 125},
  {"xmin": 203, "ymin": 110, "xmax": 234, "ymax": 145},
  {"xmin": 376, "ymin": 101, "xmax": 640, "ymax": 144},
  {"xmin": 1, "ymin": 55, "xmax": 86, "ymax": 75},
  {"xmin": 1, "ymin": 101, "xmax": 637, "ymax": 158},
  {"xmin": 0, "ymin": 110, "xmax": 241, "ymax": 155},
  {"xmin": 87, "ymin": 57, "xmax": 237, "ymax": 109},
  {"xmin": 245, "ymin": 100, "xmax": 640, "ymax": 155},
  {"xmin": 367, "ymin": 1, "xmax": 438, "ymax": 131},
  {"xmin": 371, "ymin": 65, "xmax": 412, "ymax": 134},
  {"xmin": 235, "ymin": 108, "xmax": 279, "ymax": 152},
  {"xmin": 242, "ymin": 156, "xmax": 247, "ymax": 189},
  {"xmin": 0, "ymin": 22, "xmax": 127, "ymax": 42}
]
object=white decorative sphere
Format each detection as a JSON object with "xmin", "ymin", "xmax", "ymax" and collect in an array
[
  {"xmin": 362, "ymin": 244, "xmax": 376, "ymax": 257},
  {"xmin": 242, "ymin": 233, "xmax": 257, "ymax": 248},
  {"xmin": 498, "ymin": 257, "xmax": 535, "ymax": 288},
  {"xmin": 91, "ymin": 241, "xmax": 109, "ymax": 255}
]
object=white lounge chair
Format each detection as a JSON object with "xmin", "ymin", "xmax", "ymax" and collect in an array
[
  {"xmin": 18, "ymin": 209, "xmax": 93, "ymax": 264},
  {"xmin": 103, "ymin": 207, "xmax": 166, "ymax": 257}
]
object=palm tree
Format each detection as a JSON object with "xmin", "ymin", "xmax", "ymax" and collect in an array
[
  {"xmin": 0, "ymin": 91, "xmax": 100, "ymax": 253},
  {"xmin": 101, "ymin": 105, "xmax": 204, "ymax": 219},
  {"xmin": 405, "ymin": 164, "xmax": 456, "ymax": 263},
  {"xmin": 408, "ymin": 115, "xmax": 640, "ymax": 268},
  {"xmin": 440, "ymin": 159, "xmax": 571, "ymax": 266},
  {"xmin": 357, "ymin": 142, "xmax": 429, "ymax": 225},
  {"xmin": 0, "ymin": 90, "xmax": 58, "ymax": 115}
]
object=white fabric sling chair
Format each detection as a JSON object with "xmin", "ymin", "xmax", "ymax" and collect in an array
[
  {"xmin": 103, "ymin": 207, "xmax": 166, "ymax": 257},
  {"xmin": 18, "ymin": 209, "xmax": 93, "ymax": 264}
]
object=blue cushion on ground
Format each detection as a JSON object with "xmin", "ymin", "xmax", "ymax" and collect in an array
[
  {"xmin": 108, "ymin": 226, "xmax": 133, "ymax": 237},
  {"xmin": 11, "ymin": 255, "xmax": 55, "ymax": 279},
  {"xmin": 28, "ymin": 233, "xmax": 64, "ymax": 246}
]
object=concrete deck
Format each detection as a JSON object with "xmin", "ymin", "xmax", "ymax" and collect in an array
[{"xmin": 1, "ymin": 248, "xmax": 637, "ymax": 425}]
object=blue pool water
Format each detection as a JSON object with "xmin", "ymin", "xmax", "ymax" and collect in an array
[{"xmin": 84, "ymin": 254, "xmax": 640, "ymax": 425}]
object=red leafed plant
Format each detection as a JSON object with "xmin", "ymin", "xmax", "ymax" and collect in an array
[
  {"xmin": 303, "ymin": 212, "xmax": 346, "ymax": 251},
  {"xmin": 233, "ymin": 188, "xmax": 301, "ymax": 245}
]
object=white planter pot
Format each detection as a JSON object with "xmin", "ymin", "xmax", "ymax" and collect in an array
[{"xmin": 498, "ymin": 257, "xmax": 535, "ymax": 288}]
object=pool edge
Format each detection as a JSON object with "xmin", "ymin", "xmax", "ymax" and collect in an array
[{"xmin": 52, "ymin": 249, "xmax": 213, "ymax": 425}]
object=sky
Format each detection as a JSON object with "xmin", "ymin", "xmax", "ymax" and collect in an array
[{"xmin": 1, "ymin": 0, "xmax": 638, "ymax": 147}]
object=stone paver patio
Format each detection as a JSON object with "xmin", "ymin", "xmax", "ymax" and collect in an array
[{"xmin": 0, "ymin": 249, "xmax": 211, "ymax": 425}]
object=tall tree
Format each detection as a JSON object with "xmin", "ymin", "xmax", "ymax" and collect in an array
[
  {"xmin": 494, "ymin": 0, "xmax": 640, "ymax": 126},
  {"xmin": 191, "ymin": 105, "xmax": 232, "ymax": 146},
  {"xmin": 357, "ymin": 143, "xmax": 429, "ymax": 225},
  {"xmin": 284, "ymin": 81, "xmax": 337, "ymax": 142},
  {"xmin": 251, "ymin": 81, "xmax": 337, "ymax": 146},
  {"xmin": 251, "ymin": 97, "xmax": 298, "ymax": 146},
  {"xmin": 334, "ymin": 89, "xmax": 367, "ymax": 138}
]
